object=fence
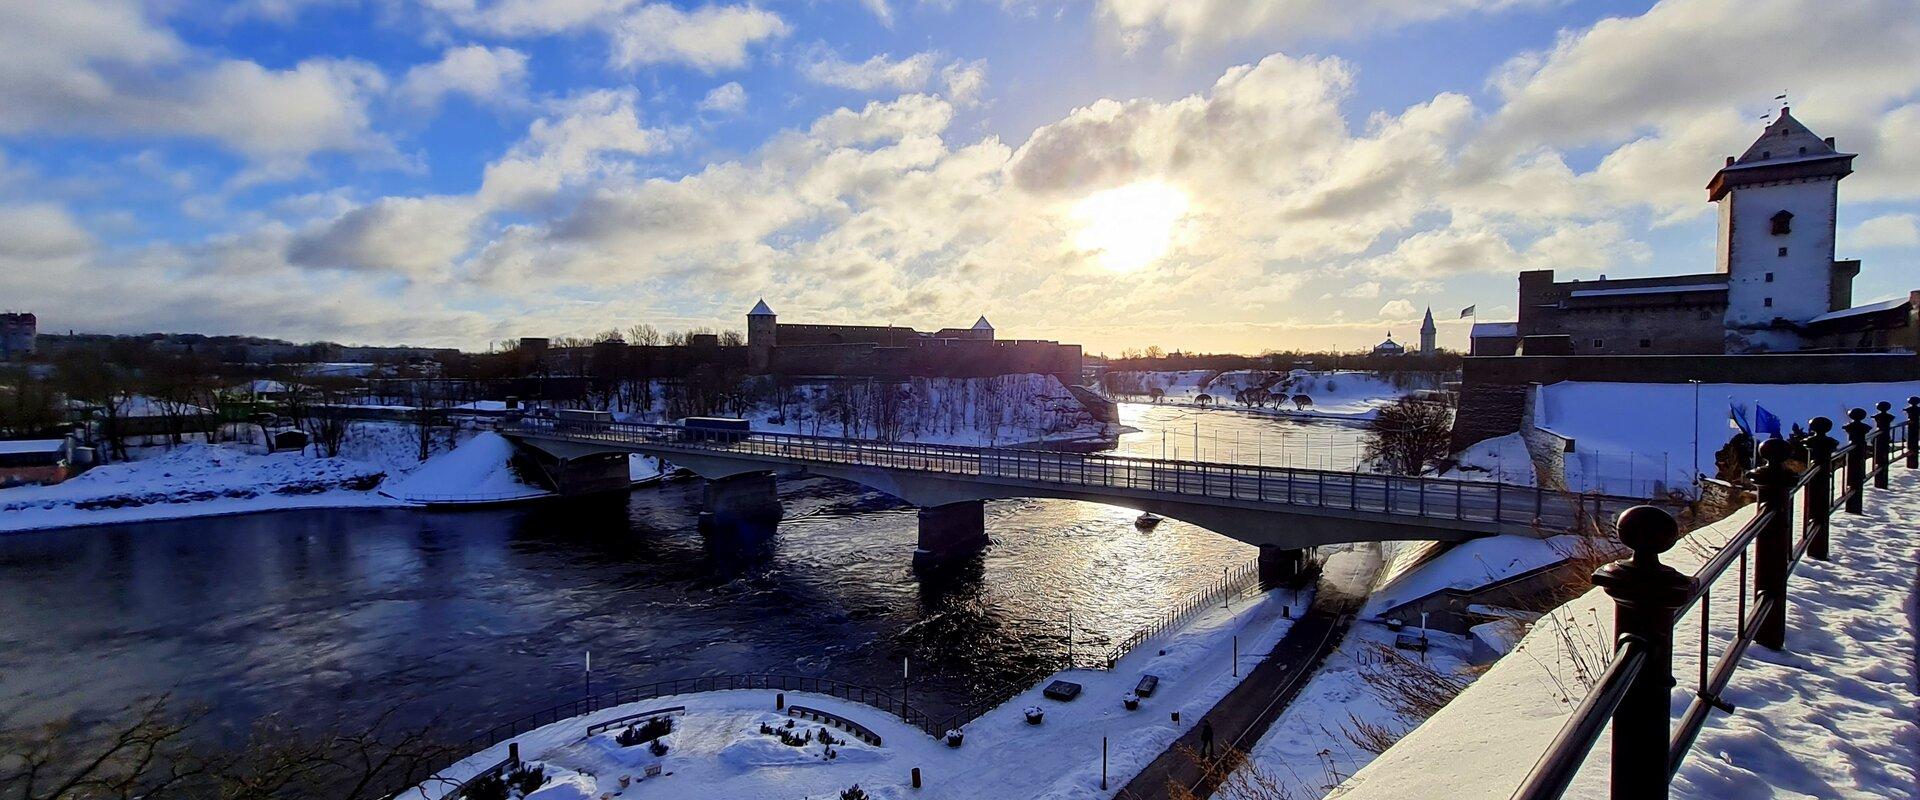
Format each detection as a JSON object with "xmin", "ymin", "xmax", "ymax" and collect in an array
[
  {"xmin": 1512, "ymin": 398, "xmax": 1918, "ymax": 799},
  {"xmin": 512, "ymin": 418, "xmax": 1667, "ymax": 535},
  {"xmin": 1092, "ymin": 560, "xmax": 1263, "ymax": 669}
]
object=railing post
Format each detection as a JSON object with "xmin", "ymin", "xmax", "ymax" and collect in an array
[
  {"xmin": 1749, "ymin": 439, "xmax": 1794, "ymax": 651},
  {"xmin": 1804, "ymin": 417, "xmax": 1837, "ymax": 562},
  {"xmin": 1843, "ymin": 407, "xmax": 1870, "ymax": 514},
  {"xmin": 1873, "ymin": 401, "xmax": 1895, "ymax": 490},
  {"xmin": 1907, "ymin": 397, "xmax": 1920, "ymax": 470},
  {"xmin": 1590, "ymin": 506, "xmax": 1693, "ymax": 800}
]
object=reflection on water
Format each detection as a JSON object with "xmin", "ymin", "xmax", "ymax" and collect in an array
[
  {"xmin": 1113, "ymin": 402, "xmax": 1373, "ymax": 470},
  {"xmin": 0, "ymin": 405, "xmax": 1364, "ymax": 746}
]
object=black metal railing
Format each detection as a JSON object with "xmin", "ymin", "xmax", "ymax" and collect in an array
[
  {"xmin": 512, "ymin": 417, "xmax": 1668, "ymax": 535},
  {"xmin": 1513, "ymin": 398, "xmax": 1919, "ymax": 799}
]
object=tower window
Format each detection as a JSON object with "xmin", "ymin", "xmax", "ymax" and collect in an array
[
  {"xmin": 1639, "ymin": 339, "xmax": 1652, "ymax": 349},
  {"xmin": 1766, "ymin": 272, "xmax": 1775, "ymax": 282},
  {"xmin": 1771, "ymin": 210, "xmax": 1793, "ymax": 235},
  {"xmin": 1591, "ymin": 338, "xmax": 1604, "ymax": 349},
  {"xmin": 1778, "ymin": 247, "xmax": 1788, "ymax": 257},
  {"xmin": 1764, "ymin": 297, "xmax": 1774, "ymax": 308}
]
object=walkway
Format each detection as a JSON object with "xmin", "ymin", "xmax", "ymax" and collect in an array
[{"xmin": 1118, "ymin": 547, "xmax": 1378, "ymax": 800}]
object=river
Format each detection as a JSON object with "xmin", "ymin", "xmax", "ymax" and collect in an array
[{"xmin": 0, "ymin": 404, "xmax": 1372, "ymax": 747}]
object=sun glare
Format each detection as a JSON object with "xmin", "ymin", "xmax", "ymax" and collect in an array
[{"xmin": 1071, "ymin": 181, "xmax": 1189, "ymax": 273}]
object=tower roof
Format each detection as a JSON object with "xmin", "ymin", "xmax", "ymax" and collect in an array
[
  {"xmin": 1708, "ymin": 106, "xmax": 1854, "ymax": 200},
  {"xmin": 972, "ymin": 315, "xmax": 993, "ymax": 330},
  {"xmin": 748, "ymin": 298, "xmax": 775, "ymax": 317},
  {"xmin": 1421, "ymin": 307, "xmax": 1435, "ymax": 330}
]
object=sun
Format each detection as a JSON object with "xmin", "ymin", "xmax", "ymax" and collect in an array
[{"xmin": 1071, "ymin": 181, "xmax": 1190, "ymax": 273}]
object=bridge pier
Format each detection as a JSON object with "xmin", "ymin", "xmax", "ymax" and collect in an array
[
  {"xmin": 699, "ymin": 471, "xmax": 782, "ymax": 529},
  {"xmin": 1258, "ymin": 545, "xmax": 1311, "ymax": 588},
  {"xmin": 545, "ymin": 452, "xmax": 632, "ymax": 496},
  {"xmin": 913, "ymin": 500, "xmax": 989, "ymax": 568}
]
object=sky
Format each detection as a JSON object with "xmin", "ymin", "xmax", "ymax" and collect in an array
[{"xmin": 1, "ymin": 0, "xmax": 1917, "ymax": 356}]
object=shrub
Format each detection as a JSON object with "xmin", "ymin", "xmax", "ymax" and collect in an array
[
  {"xmin": 841, "ymin": 785, "xmax": 870, "ymax": 800},
  {"xmin": 462, "ymin": 773, "xmax": 508, "ymax": 800},
  {"xmin": 504, "ymin": 764, "xmax": 547, "ymax": 795},
  {"xmin": 648, "ymin": 738, "xmax": 669, "ymax": 757},
  {"xmin": 615, "ymin": 715, "xmax": 674, "ymax": 747}
]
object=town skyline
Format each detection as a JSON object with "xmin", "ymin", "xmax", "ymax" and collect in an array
[{"xmin": 2, "ymin": 0, "xmax": 1917, "ymax": 356}]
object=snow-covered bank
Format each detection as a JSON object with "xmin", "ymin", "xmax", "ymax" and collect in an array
[
  {"xmin": 380, "ymin": 432, "xmax": 551, "ymax": 505},
  {"xmin": 1105, "ymin": 370, "xmax": 1445, "ymax": 421},
  {"xmin": 1331, "ymin": 471, "xmax": 1920, "ymax": 799},
  {"xmin": 426, "ymin": 585, "xmax": 1310, "ymax": 799},
  {"xmin": 725, "ymin": 374, "xmax": 1117, "ymax": 447},
  {"xmin": 0, "ymin": 445, "xmax": 402, "ymax": 533}
]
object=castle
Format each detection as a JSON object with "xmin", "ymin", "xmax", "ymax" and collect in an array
[
  {"xmin": 745, "ymin": 301, "xmax": 1082, "ymax": 384},
  {"xmin": 1471, "ymin": 107, "xmax": 1917, "ymax": 356}
]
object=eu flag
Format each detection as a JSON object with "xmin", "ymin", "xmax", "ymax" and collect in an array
[{"xmin": 1754, "ymin": 403, "xmax": 1783, "ymax": 438}]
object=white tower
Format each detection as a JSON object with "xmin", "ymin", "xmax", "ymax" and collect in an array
[
  {"xmin": 1708, "ymin": 107, "xmax": 1857, "ymax": 351},
  {"xmin": 1419, "ymin": 307, "xmax": 1436, "ymax": 355}
]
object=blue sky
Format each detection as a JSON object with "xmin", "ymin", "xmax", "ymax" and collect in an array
[{"xmin": 2, "ymin": 0, "xmax": 1917, "ymax": 355}]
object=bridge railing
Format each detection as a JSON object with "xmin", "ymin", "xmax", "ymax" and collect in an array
[
  {"xmin": 512, "ymin": 417, "xmax": 1668, "ymax": 532},
  {"xmin": 1512, "ymin": 399, "xmax": 1918, "ymax": 800}
]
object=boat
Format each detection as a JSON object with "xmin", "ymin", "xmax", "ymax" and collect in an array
[{"xmin": 1135, "ymin": 512, "xmax": 1163, "ymax": 528}]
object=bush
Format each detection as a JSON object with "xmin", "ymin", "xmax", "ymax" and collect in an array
[
  {"xmin": 841, "ymin": 786, "xmax": 870, "ymax": 800},
  {"xmin": 615, "ymin": 715, "xmax": 674, "ymax": 747},
  {"xmin": 504, "ymin": 764, "xmax": 547, "ymax": 795},
  {"xmin": 462, "ymin": 773, "xmax": 509, "ymax": 800},
  {"xmin": 648, "ymin": 738, "xmax": 669, "ymax": 757}
]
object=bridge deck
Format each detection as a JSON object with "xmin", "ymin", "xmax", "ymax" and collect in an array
[{"xmin": 511, "ymin": 419, "xmax": 1662, "ymax": 536}]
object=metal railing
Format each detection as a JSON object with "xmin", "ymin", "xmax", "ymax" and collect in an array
[
  {"xmin": 1093, "ymin": 560, "xmax": 1263, "ymax": 669},
  {"xmin": 511, "ymin": 418, "xmax": 1666, "ymax": 534},
  {"xmin": 1513, "ymin": 398, "xmax": 1919, "ymax": 799}
]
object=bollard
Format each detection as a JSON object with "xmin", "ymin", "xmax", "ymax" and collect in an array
[
  {"xmin": 508, "ymin": 741, "xmax": 520, "ymax": 766},
  {"xmin": 911, "ymin": 767, "xmax": 922, "ymax": 789},
  {"xmin": 1907, "ymin": 397, "xmax": 1920, "ymax": 470},
  {"xmin": 1749, "ymin": 439, "xmax": 1794, "ymax": 650},
  {"xmin": 1171, "ymin": 710, "xmax": 1180, "ymax": 724},
  {"xmin": 1804, "ymin": 417, "xmax": 1837, "ymax": 562},
  {"xmin": 1591, "ymin": 506, "xmax": 1693, "ymax": 800},
  {"xmin": 1874, "ymin": 401, "xmax": 1896, "ymax": 489},
  {"xmin": 776, "ymin": 692, "xmax": 785, "ymax": 710},
  {"xmin": 1843, "ymin": 408, "xmax": 1871, "ymax": 514},
  {"xmin": 1101, "ymin": 736, "xmax": 1109, "ymax": 790}
]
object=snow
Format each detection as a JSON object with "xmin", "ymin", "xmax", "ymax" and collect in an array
[
  {"xmin": 1361, "ymin": 534, "xmax": 1585, "ymax": 619},
  {"xmin": 424, "ymin": 583, "xmax": 1310, "ymax": 800},
  {"xmin": 0, "ymin": 440, "xmax": 66, "ymax": 456},
  {"xmin": 1806, "ymin": 295, "xmax": 1912, "ymax": 324},
  {"xmin": 1533, "ymin": 380, "xmax": 1920, "ymax": 495},
  {"xmin": 1104, "ymin": 370, "xmax": 1441, "ymax": 421},
  {"xmin": 379, "ymin": 432, "xmax": 551, "ymax": 504},
  {"xmin": 1440, "ymin": 432, "xmax": 1534, "ymax": 485},
  {"xmin": 729, "ymin": 374, "xmax": 1116, "ymax": 447},
  {"xmin": 1470, "ymin": 321, "xmax": 1518, "ymax": 339},
  {"xmin": 0, "ymin": 444, "xmax": 399, "ymax": 533},
  {"xmin": 1332, "ymin": 471, "xmax": 1920, "ymax": 799}
]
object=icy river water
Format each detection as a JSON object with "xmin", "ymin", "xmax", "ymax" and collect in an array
[{"xmin": 0, "ymin": 404, "xmax": 1370, "ymax": 745}]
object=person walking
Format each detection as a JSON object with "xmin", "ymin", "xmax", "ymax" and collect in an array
[{"xmin": 1200, "ymin": 719, "xmax": 1215, "ymax": 760}]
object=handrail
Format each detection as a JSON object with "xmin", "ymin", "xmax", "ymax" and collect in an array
[
  {"xmin": 1511, "ymin": 636, "xmax": 1649, "ymax": 800},
  {"xmin": 1511, "ymin": 399, "xmax": 1920, "ymax": 800}
]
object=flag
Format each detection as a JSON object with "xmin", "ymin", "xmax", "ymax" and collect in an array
[
  {"xmin": 1459, "ymin": 305, "xmax": 1476, "ymax": 318},
  {"xmin": 1728, "ymin": 400, "xmax": 1751, "ymax": 435},
  {"xmin": 1754, "ymin": 403, "xmax": 1783, "ymax": 438}
]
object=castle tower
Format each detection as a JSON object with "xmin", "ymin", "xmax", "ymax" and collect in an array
[
  {"xmin": 1419, "ymin": 307, "xmax": 1436, "ymax": 355},
  {"xmin": 972, "ymin": 315, "xmax": 994, "ymax": 341},
  {"xmin": 1708, "ymin": 107, "xmax": 1857, "ymax": 350},
  {"xmin": 746, "ymin": 299, "xmax": 776, "ymax": 373}
]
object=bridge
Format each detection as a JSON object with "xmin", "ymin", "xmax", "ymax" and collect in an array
[{"xmin": 505, "ymin": 418, "xmax": 1657, "ymax": 577}]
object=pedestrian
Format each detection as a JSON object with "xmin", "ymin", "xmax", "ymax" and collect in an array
[{"xmin": 1200, "ymin": 719, "xmax": 1215, "ymax": 759}]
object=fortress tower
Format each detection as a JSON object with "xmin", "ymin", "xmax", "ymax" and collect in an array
[
  {"xmin": 1419, "ymin": 307, "xmax": 1436, "ymax": 355},
  {"xmin": 746, "ymin": 299, "xmax": 776, "ymax": 373}
]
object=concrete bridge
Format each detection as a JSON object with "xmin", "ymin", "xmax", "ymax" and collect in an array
[{"xmin": 505, "ymin": 418, "xmax": 1655, "ymax": 578}]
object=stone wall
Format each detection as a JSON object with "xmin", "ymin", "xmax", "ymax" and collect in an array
[
  {"xmin": 1462, "ymin": 352, "xmax": 1920, "ymax": 385},
  {"xmin": 1450, "ymin": 383, "xmax": 1529, "ymax": 453},
  {"xmin": 770, "ymin": 339, "xmax": 1082, "ymax": 383}
]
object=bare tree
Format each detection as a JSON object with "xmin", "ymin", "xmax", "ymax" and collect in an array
[
  {"xmin": 54, "ymin": 356, "xmax": 133, "ymax": 462},
  {"xmin": 625, "ymin": 324, "xmax": 662, "ymax": 347},
  {"xmin": 1363, "ymin": 396, "xmax": 1454, "ymax": 475}
]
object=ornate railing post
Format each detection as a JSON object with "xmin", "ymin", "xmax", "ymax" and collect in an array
[
  {"xmin": 1803, "ymin": 417, "xmax": 1837, "ymax": 562},
  {"xmin": 1906, "ymin": 397, "xmax": 1920, "ymax": 470},
  {"xmin": 1749, "ymin": 439, "xmax": 1794, "ymax": 650},
  {"xmin": 1843, "ymin": 408, "xmax": 1870, "ymax": 514},
  {"xmin": 1591, "ymin": 506, "xmax": 1693, "ymax": 799},
  {"xmin": 1873, "ymin": 401, "xmax": 1895, "ymax": 490}
]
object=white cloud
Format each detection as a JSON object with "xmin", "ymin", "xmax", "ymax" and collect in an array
[
  {"xmin": 698, "ymin": 81, "xmax": 748, "ymax": 113},
  {"xmin": 941, "ymin": 59, "xmax": 988, "ymax": 106},
  {"xmin": 608, "ymin": 3, "xmax": 788, "ymax": 72},
  {"xmin": 0, "ymin": 204, "xmax": 93, "ymax": 260},
  {"xmin": 1378, "ymin": 298, "xmax": 1417, "ymax": 319},
  {"xmin": 288, "ymin": 196, "xmax": 483, "ymax": 277},
  {"xmin": 1851, "ymin": 214, "xmax": 1920, "ymax": 249},
  {"xmin": 1343, "ymin": 280, "xmax": 1381, "ymax": 299},
  {"xmin": 0, "ymin": 0, "xmax": 388, "ymax": 168},
  {"xmin": 859, "ymin": 0, "xmax": 893, "ymax": 27},
  {"xmin": 397, "ymin": 45, "xmax": 530, "ymax": 112},
  {"xmin": 803, "ymin": 50, "xmax": 941, "ymax": 92},
  {"xmin": 479, "ymin": 89, "xmax": 673, "ymax": 210},
  {"xmin": 1091, "ymin": 0, "xmax": 1543, "ymax": 55}
]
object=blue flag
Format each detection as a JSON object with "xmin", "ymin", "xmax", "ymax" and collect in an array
[
  {"xmin": 1728, "ymin": 400, "xmax": 1752, "ymax": 436},
  {"xmin": 1754, "ymin": 403, "xmax": 1783, "ymax": 438}
]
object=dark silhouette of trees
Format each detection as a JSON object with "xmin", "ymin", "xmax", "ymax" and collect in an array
[{"xmin": 1364, "ymin": 396, "xmax": 1455, "ymax": 475}]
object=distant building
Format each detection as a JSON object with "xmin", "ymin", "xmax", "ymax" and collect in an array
[
  {"xmin": 744, "ymin": 301, "xmax": 1081, "ymax": 384},
  {"xmin": 1419, "ymin": 307, "xmax": 1437, "ymax": 355},
  {"xmin": 1478, "ymin": 107, "xmax": 1915, "ymax": 356},
  {"xmin": 1371, "ymin": 333, "xmax": 1406, "ymax": 357},
  {"xmin": 1, "ymin": 312, "xmax": 36, "ymax": 360}
]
